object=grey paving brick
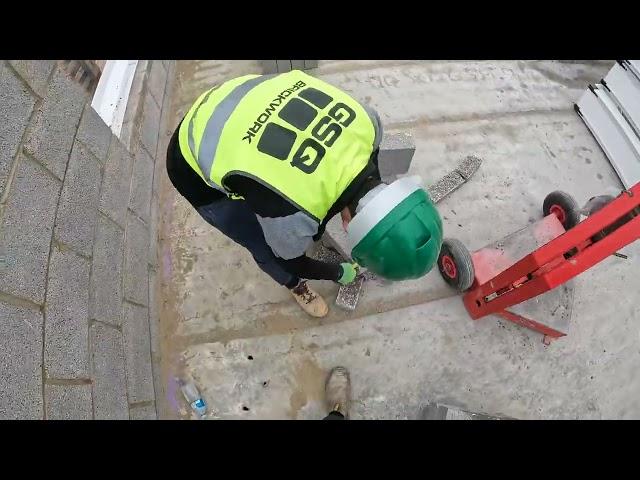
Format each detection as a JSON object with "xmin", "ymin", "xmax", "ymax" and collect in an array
[
  {"xmin": 140, "ymin": 93, "xmax": 160, "ymax": 157},
  {"xmin": 455, "ymin": 155, "xmax": 483, "ymax": 180},
  {"xmin": 24, "ymin": 68, "xmax": 87, "ymax": 179},
  {"xmin": 291, "ymin": 60, "xmax": 305, "ymax": 70},
  {"xmin": 90, "ymin": 215, "xmax": 124, "ymax": 326},
  {"xmin": 45, "ymin": 246, "xmax": 90, "ymax": 378},
  {"xmin": 45, "ymin": 384, "xmax": 92, "ymax": 420},
  {"xmin": 123, "ymin": 214, "xmax": 150, "ymax": 305},
  {"xmin": 0, "ymin": 301, "xmax": 43, "ymax": 419},
  {"xmin": 8, "ymin": 60, "xmax": 55, "ymax": 97},
  {"xmin": 0, "ymin": 155, "xmax": 60, "ymax": 304},
  {"xmin": 130, "ymin": 403, "xmax": 157, "ymax": 420},
  {"xmin": 129, "ymin": 147, "xmax": 154, "ymax": 222},
  {"xmin": 123, "ymin": 302, "xmax": 154, "ymax": 403},
  {"xmin": 76, "ymin": 104, "xmax": 112, "ymax": 164},
  {"xmin": 99, "ymin": 137, "xmax": 134, "ymax": 228},
  {"xmin": 429, "ymin": 171, "xmax": 465, "ymax": 204},
  {"xmin": 304, "ymin": 60, "xmax": 319, "ymax": 69},
  {"xmin": 147, "ymin": 61, "xmax": 167, "ymax": 106},
  {"xmin": 0, "ymin": 63, "xmax": 37, "ymax": 198},
  {"xmin": 90, "ymin": 323, "xmax": 128, "ymax": 420},
  {"xmin": 54, "ymin": 141, "xmax": 102, "ymax": 257}
]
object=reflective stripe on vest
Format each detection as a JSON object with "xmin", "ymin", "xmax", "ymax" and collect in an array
[{"xmin": 178, "ymin": 71, "xmax": 376, "ymax": 220}]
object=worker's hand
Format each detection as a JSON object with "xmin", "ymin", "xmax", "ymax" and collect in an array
[
  {"xmin": 340, "ymin": 207, "xmax": 352, "ymax": 232},
  {"xmin": 338, "ymin": 262, "xmax": 359, "ymax": 285}
]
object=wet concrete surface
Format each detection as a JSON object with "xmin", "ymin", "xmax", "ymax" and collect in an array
[{"xmin": 157, "ymin": 60, "xmax": 640, "ymax": 419}]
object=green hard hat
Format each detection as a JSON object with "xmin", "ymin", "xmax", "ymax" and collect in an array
[{"xmin": 348, "ymin": 177, "xmax": 443, "ymax": 281}]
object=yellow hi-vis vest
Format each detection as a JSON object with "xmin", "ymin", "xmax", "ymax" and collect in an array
[{"xmin": 178, "ymin": 70, "xmax": 377, "ymax": 222}]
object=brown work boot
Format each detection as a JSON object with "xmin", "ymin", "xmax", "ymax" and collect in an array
[
  {"xmin": 325, "ymin": 366, "xmax": 351, "ymax": 418},
  {"xmin": 291, "ymin": 281, "xmax": 329, "ymax": 318}
]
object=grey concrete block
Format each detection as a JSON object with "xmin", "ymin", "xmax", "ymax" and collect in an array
[
  {"xmin": 123, "ymin": 302, "xmax": 154, "ymax": 403},
  {"xmin": 123, "ymin": 213, "xmax": 149, "ymax": 305},
  {"xmin": 130, "ymin": 403, "xmax": 157, "ymax": 420},
  {"xmin": 140, "ymin": 93, "xmax": 161, "ymax": 157},
  {"xmin": 99, "ymin": 137, "xmax": 133, "ymax": 228},
  {"xmin": 90, "ymin": 214, "xmax": 124, "ymax": 326},
  {"xmin": 276, "ymin": 60, "xmax": 292, "ymax": 73},
  {"xmin": 323, "ymin": 214, "xmax": 351, "ymax": 260},
  {"xmin": 76, "ymin": 105, "xmax": 112, "ymax": 164},
  {"xmin": 129, "ymin": 147, "xmax": 154, "ymax": 222},
  {"xmin": 304, "ymin": 60, "xmax": 319, "ymax": 70},
  {"xmin": 90, "ymin": 323, "xmax": 129, "ymax": 420},
  {"xmin": 0, "ymin": 156, "xmax": 60, "ymax": 304},
  {"xmin": 378, "ymin": 132, "xmax": 415, "ymax": 182},
  {"xmin": 24, "ymin": 68, "xmax": 87, "ymax": 179},
  {"xmin": 0, "ymin": 301, "xmax": 43, "ymax": 419},
  {"xmin": 45, "ymin": 246, "xmax": 90, "ymax": 379},
  {"xmin": 147, "ymin": 61, "xmax": 167, "ymax": 106},
  {"xmin": 8, "ymin": 60, "xmax": 55, "ymax": 97},
  {"xmin": 261, "ymin": 60, "xmax": 278, "ymax": 75},
  {"xmin": 45, "ymin": 384, "xmax": 92, "ymax": 420},
  {"xmin": 54, "ymin": 141, "xmax": 102, "ymax": 257},
  {"xmin": 291, "ymin": 60, "xmax": 305, "ymax": 70},
  {"xmin": 0, "ymin": 63, "xmax": 37, "ymax": 198}
]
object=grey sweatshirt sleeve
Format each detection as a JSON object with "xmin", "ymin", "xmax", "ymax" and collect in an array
[{"xmin": 256, "ymin": 211, "xmax": 320, "ymax": 260}]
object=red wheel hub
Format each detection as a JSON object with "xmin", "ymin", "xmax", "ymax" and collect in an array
[
  {"xmin": 441, "ymin": 255, "xmax": 457, "ymax": 279},
  {"xmin": 549, "ymin": 204, "xmax": 566, "ymax": 224}
]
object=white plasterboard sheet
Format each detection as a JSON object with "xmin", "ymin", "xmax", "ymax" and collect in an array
[
  {"xmin": 603, "ymin": 62, "xmax": 640, "ymax": 137},
  {"xmin": 577, "ymin": 87, "xmax": 640, "ymax": 188},
  {"xmin": 625, "ymin": 60, "xmax": 640, "ymax": 81}
]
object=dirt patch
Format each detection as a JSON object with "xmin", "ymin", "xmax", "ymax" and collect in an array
[{"xmin": 288, "ymin": 355, "xmax": 326, "ymax": 419}]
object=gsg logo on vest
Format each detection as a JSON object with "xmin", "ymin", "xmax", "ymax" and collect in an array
[{"xmin": 244, "ymin": 80, "xmax": 357, "ymax": 175}]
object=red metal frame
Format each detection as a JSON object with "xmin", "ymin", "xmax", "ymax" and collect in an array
[{"xmin": 463, "ymin": 183, "xmax": 640, "ymax": 325}]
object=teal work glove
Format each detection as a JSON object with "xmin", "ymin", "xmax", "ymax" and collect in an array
[{"xmin": 338, "ymin": 262, "xmax": 359, "ymax": 285}]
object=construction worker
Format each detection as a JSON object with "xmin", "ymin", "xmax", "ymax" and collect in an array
[{"xmin": 166, "ymin": 70, "xmax": 442, "ymax": 318}]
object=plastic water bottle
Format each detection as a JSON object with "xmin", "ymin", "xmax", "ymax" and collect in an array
[{"xmin": 179, "ymin": 378, "xmax": 207, "ymax": 419}]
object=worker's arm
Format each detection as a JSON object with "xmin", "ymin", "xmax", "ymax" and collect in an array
[
  {"xmin": 278, "ymin": 255, "xmax": 342, "ymax": 282},
  {"xmin": 226, "ymin": 175, "xmax": 350, "ymax": 283},
  {"xmin": 255, "ymin": 213, "xmax": 348, "ymax": 282}
]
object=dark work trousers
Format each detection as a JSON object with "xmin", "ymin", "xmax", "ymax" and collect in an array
[{"xmin": 196, "ymin": 197, "xmax": 299, "ymax": 289}]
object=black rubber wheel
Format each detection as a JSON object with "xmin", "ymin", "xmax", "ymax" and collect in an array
[
  {"xmin": 543, "ymin": 191, "xmax": 580, "ymax": 230},
  {"xmin": 438, "ymin": 238, "xmax": 475, "ymax": 292}
]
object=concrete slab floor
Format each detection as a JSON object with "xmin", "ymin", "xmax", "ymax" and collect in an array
[{"xmin": 157, "ymin": 60, "xmax": 640, "ymax": 420}]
